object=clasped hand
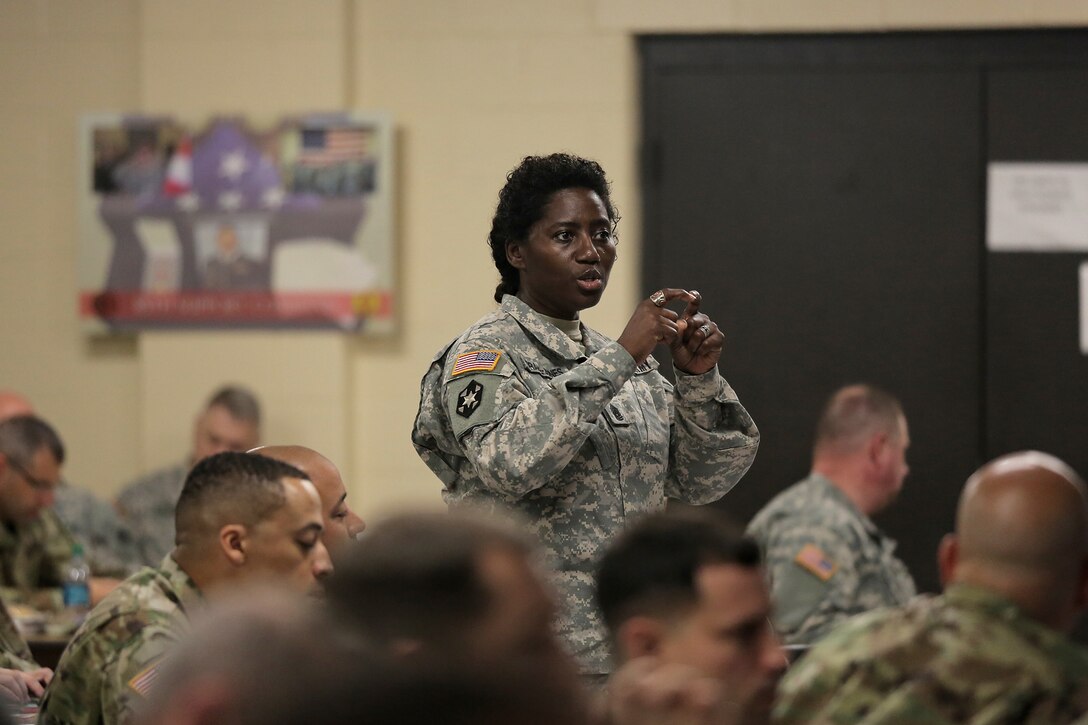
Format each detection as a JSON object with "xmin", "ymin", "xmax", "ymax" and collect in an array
[{"xmin": 617, "ymin": 289, "xmax": 724, "ymax": 374}]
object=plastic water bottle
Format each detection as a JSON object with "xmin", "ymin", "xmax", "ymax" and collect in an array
[{"xmin": 62, "ymin": 543, "xmax": 91, "ymax": 616}]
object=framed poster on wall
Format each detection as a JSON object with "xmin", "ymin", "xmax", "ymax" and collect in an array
[{"xmin": 78, "ymin": 112, "xmax": 394, "ymax": 333}]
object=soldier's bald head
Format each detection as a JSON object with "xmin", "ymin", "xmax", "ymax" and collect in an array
[
  {"xmin": 251, "ymin": 445, "xmax": 365, "ymax": 561},
  {"xmin": 0, "ymin": 391, "xmax": 33, "ymax": 422},
  {"xmin": 950, "ymin": 451, "xmax": 1088, "ymax": 629}
]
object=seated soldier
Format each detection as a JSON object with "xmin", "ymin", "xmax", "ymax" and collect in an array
[
  {"xmin": 252, "ymin": 445, "xmax": 365, "ymax": 566},
  {"xmin": 38, "ymin": 451, "xmax": 332, "ymax": 725},
  {"xmin": 775, "ymin": 451, "xmax": 1088, "ymax": 723},
  {"xmin": 0, "ymin": 415, "xmax": 121, "ymax": 606},
  {"xmin": 116, "ymin": 385, "xmax": 261, "ymax": 566},
  {"xmin": 747, "ymin": 384, "xmax": 916, "ymax": 645},
  {"xmin": 596, "ymin": 509, "xmax": 787, "ymax": 725},
  {"xmin": 0, "ymin": 390, "xmax": 140, "ymax": 581}
]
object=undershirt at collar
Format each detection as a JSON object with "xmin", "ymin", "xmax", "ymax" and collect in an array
[{"xmin": 538, "ymin": 312, "xmax": 583, "ymax": 343}]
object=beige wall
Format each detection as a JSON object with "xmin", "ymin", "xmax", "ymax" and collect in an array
[{"xmin": 2, "ymin": 0, "xmax": 1087, "ymax": 514}]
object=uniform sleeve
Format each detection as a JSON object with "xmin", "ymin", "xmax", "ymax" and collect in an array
[
  {"xmin": 761, "ymin": 523, "xmax": 861, "ymax": 645},
  {"xmin": 664, "ymin": 368, "xmax": 759, "ymax": 504},
  {"xmin": 100, "ymin": 618, "xmax": 178, "ymax": 724},
  {"xmin": 446, "ymin": 339, "xmax": 637, "ymax": 499}
]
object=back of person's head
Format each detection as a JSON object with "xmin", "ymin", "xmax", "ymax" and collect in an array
[
  {"xmin": 596, "ymin": 508, "xmax": 761, "ymax": 638},
  {"xmin": 812, "ymin": 383, "xmax": 904, "ymax": 456},
  {"xmin": 488, "ymin": 153, "xmax": 620, "ymax": 302},
  {"xmin": 327, "ymin": 511, "xmax": 528, "ymax": 645},
  {"xmin": 205, "ymin": 385, "xmax": 261, "ymax": 427},
  {"xmin": 0, "ymin": 415, "xmax": 64, "ymax": 468},
  {"xmin": 327, "ymin": 509, "xmax": 567, "ymax": 673},
  {"xmin": 175, "ymin": 451, "xmax": 300, "ymax": 542},
  {"xmin": 941, "ymin": 450, "xmax": 1088, "ymax": 632}
]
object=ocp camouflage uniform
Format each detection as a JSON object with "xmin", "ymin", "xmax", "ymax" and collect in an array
[
  {"xmin": 747, "ymin": 473, "xmax": 915, "ymax": 645},
  {"xmin": 115, "ymin": 462, "xmax": 187, "ymax": 567},
  {"xmin": 54, "ymin": 482, "xmax": 142, "ymax": 579},
  {"xmin": 773, "ymin": 585, "xmax": 1088, "ymax": 724},
  {"xmin": 0, "ymin": 507, "xmax": 73, "ymax": 606},
  {"xmin": 38, "ymin": 555, "xmax": 201, "ymax": 725},
  {"xmin": 0, "ymin": 599, "xmax": 40, "ymax": 671},
  {"xmin": 413, "ymin": 295, "xmax": 760, "ymax": 675}
]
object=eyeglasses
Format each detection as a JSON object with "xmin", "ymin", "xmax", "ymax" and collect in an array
[{"xmin": 7, "ymin": 458, "xmax": 57, "ymax": 493}]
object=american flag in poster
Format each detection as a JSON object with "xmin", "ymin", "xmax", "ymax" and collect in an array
[
  {"xmin": 298, "ymin": 127, "xmax": 368, "ymax": 167},
  {"xmin": 452, "ymin": 350, "xmax": 502, "ymax": 376}
]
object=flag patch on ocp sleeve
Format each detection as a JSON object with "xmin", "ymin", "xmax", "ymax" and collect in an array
[
  {"xmin": 127, "ymin": 661, "xmax": 161, "ymax": 697},
  {"xmin": 794, "ymin": 543, "xmax": 837, "ymax": 581}
]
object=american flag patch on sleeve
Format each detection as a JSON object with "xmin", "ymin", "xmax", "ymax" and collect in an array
[
  {"xmin": 127, "ymin": 660, "xmax": 161, "ymax": 697},
  {"xmin": 451, "ymin": 350, "xmax": 502, "ymax": 376},
  {"xmin": 794, "ymin": 543, "xmax": 838, "ymax": 581}
]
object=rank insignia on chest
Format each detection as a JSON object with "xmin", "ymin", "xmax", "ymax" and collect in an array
[
  {"xmin": 794, "ymin": 543, "xmax": 838, "ymax": 581},
  {"xmin": 451, "ymin": 350, "xmax": 502, "ymax": 376},
  {"xmin": 456, "ymin": 380, "xmax": 484, "ymax": 418}
]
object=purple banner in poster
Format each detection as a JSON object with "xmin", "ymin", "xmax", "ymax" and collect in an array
[{"xmin": 78, "ymin": 113, "xmax": 395, "ymax": 333}]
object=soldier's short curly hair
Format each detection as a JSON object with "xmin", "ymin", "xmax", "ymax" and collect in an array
[{"xmin": 487, "ymin": 153, "xmax": 619, "ymax": 303}]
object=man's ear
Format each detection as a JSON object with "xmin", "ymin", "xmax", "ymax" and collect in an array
[
  {"xmin": 616, "ymin": 616, "xmax": 666, "ymax": 660},
  {"xmin": 937, "ymin": 533, "xmax": 958, "ymax": 587},
  {"xmin": 219, "ymin": 524, "xmax": 248, "ymax": 566},
  {"xmin": 867, "ymin": 432, "xmax": 888, "ymax": 467},
  {"xmin": 506, "ymin": 240, "xmax": 526, "ymax": 271}
]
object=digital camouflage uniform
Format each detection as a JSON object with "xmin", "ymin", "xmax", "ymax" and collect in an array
[
  {"xmin": 0, "ymin": 508, "xmax": 73, "ymax": 606},
  {"xmin": 54, "ymin": 483, "xmax": 142, "ymax": 579},
  {"xmin": 413, "ymin": 295, "xmax": 760, "ymax": 675},
  {"xmin": 774, "ymin": 585, "xmax": 1088, "ymax": 724},
  {"xmin": 747, "ymin": 473, "xmax": 915, "ymax": 645},
  {"xmin": 38, "ymin": 554, "xmax": 201, "ymax": 725},
  {"xmin": 115, "ymin": 462, "xmax": 188, "ymax": 567}
]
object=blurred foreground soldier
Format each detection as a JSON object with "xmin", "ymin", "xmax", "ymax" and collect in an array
[
  {"xmin": 39, "ymin": 452, "xmax": 332, "ymax": 725},
  {"xmin": 138, "ymin": 589, "xmax": 589, "ymax": 725},
  {"xmin": 0, "ymin": 390, "xmax": 140, "ymax": 581},
  {"xmin": 775, "ymin": 451, "xmax": 1088, "ymax": 724},
  {"xmin": 327, "ymin": 511, "xmax": 580, "ymax": 687},
  {"xmin": 747, "ymin": 384, "xmax": 915, "ymax": 645},
  {"xmin": 133, "ymin": 588, "xmax": 335, "ymax": 725},
  {"xmin": 596, "ymin": 510, "xmax": 787, "ymax": 725},
  {"xmin": 252, "ymin": 445, "xmax": 365, "ymax": 565},
  {"xmin": 116, "ymin": 386, "xmax": 261, "ymax": 565}
]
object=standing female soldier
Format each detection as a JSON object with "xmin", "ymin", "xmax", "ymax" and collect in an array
[{"xmin": 412, "ymin": 153, "xmax": 759, "ymax": 677}]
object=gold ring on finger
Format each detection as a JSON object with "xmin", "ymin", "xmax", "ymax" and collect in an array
[{"xmin": 650, "ymin": 290, "xmax": 667, "ymax": 307}]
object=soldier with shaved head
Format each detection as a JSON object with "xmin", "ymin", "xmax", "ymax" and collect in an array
[
  {"xmin": 775, "ymin": 451, "xmax": 1088, "ymax": 723},
  {"xmin": 251, "ymin": 445, "xmax": 365, "ymax": 565}
]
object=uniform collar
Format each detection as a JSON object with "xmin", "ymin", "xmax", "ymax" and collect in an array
[
  {"xmin": 943, "ymin": 584, "xmax": 1056, "ymax": 636},
  {"xmin": 501, "ymin": 295, "xmax": 595, "ymax": 360},
  {"xmin": 160, "ymin": 553, "xmax": 204, "ymax": 611}
]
